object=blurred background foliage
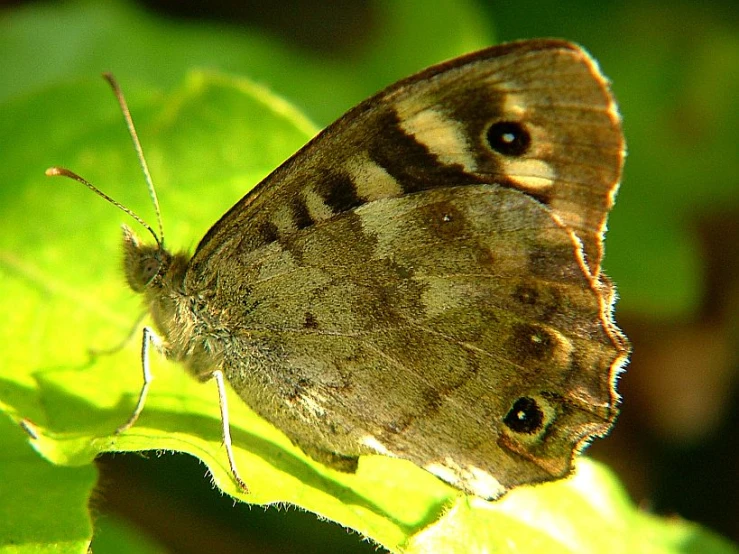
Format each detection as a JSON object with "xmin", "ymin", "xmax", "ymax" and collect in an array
[{"xmin": 1, "ymin": 0, "xmax": 737, "ymax": 552}]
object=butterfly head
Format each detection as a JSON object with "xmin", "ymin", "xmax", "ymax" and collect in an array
[
  {"xmin": 122, "ymin": 225, "xmax": 170, "ymax": 292},
  {"xmin": 121, "ymin": 224, "xmax": 190, "ymax": 297}
]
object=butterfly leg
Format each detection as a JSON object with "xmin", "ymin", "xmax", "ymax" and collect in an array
[
  {"xmin": 115, "ymin": 326, "xmax": 159, "ymax": 434},
  {"xmin": 212, "ymin": 369, "xmax": 249, "ymax": 492}
]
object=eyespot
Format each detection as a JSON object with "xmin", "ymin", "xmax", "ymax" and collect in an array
[
  {"xmin": 486, "ymin": 121, "xmax": 531, "ymax": 157},
  {"xmin": 503, "ymin": 396, "xmax": 545, "ymax": 434}
]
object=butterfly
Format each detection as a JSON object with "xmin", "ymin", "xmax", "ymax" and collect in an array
[{"xmin": 48, "ymin": 38, "xmax": 629, "ymax": 500}]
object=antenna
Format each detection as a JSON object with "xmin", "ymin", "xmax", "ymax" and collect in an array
[
  {"xmin": 44, "ymin": 166, "xmax": 160, "ymax": 245},
  {"xmin": 102, "ymin": 73, "xmax": 164, "ymax": 245},
  {"xmin": 45, "ymin": 73, "xmax": 164, "ymax": 247}
]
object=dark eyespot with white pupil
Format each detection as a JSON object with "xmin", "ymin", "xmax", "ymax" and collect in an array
[
  {"xmin": 503, "ymin": 396, "xmax": 544, "ymax": 434},
  {"xmin": 486, "ymin": 121, "xmax": 531, "ymax": 157}
]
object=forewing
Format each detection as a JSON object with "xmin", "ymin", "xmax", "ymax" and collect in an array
[{"xmin": 186, "ymin": 39, "xmax": 623, "ymax": 288}]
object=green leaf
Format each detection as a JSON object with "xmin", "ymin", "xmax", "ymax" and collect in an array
[
  {"xmin": 0, "ymin": 0, "xmax": 493, "ymax": 125},
  {"xmin": 406, "ymin": 459, "xmax": 738, "ymax": 553},
  {"xmin": 0, "ymin": 413, "xmax": 96, "ymax": 553},
  {"xmin": 1, "ymin": 69, "xmax": 736, "ymax": 553}
]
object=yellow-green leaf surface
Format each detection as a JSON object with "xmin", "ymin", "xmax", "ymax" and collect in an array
[
  {"xmin": 0, "ymin": 413, "xmax": 96, "ymax": 553},
  {"xmin": 1, "ymin": 69, "xmax": 736, "ymax": 553},
  {"xmin": 0, "ymin": 0, "xmax": 492, "ymax": 126},
  {"xmin": 1, "ymin": 0, "xmax": 738, "ymax": 552}
]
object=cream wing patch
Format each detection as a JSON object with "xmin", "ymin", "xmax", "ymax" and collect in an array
[
  {"xmin": 500, "ymin": 158, "xmax": 556, "ymax": 191},
  {"xmin": 395, "ymin": 98, "xmax": 477, "ymax": 172},
  {"xmin": 302, "ymin": 187, "xmax": 336, "ymax": 222},
  {"xmin": 345, "ymin": 153, "xmax": 403, "ymax": 199},
  {"xmin": 360, "ymin": 435, "xmax": 394, "ymax": 456},
  {"xmin": 425, "ymin": 458, "xmax": 506, "ymax": 499},
  {"xmin": 501, "ymin": 92, "xmax": 528, "ymax": 118}
]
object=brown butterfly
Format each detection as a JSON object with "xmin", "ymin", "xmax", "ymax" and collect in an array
[{"xmin": 48, "ymin": 38, "xmax": 628, "ymax": 500}]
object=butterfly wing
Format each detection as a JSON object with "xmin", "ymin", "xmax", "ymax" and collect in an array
[
  {"xmin": 210, "ymin": 184, "xmax": 626, "ymax": 498},
  {"xmin": 188, "ymin": 39, "xmax": 623, "ymax": 284},
  {"xmin": 182, "ymin": 39, "xmax": 628, "ymax": 499}
]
